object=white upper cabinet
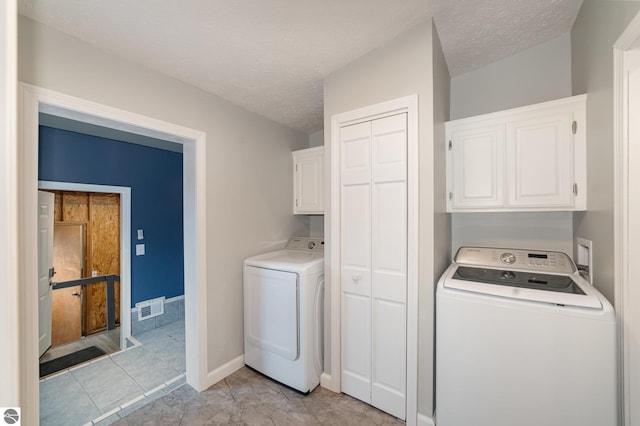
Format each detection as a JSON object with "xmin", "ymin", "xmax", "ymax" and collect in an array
[
  {"xmin": 446, "ymin": 95, "xmax": 586, "ymax": 212},
  {"xmin": 293, "ymin": 146, "xmax": 324, "ymax": 214}
]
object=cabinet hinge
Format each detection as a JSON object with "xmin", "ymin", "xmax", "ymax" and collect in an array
[
  {"xmin": 449, "ymin": 192, "xmax": 453, "ymax": 200},
  {"xmin": 295, "ymin": 198, "xmax": 299, "ymax": 207},
  {"xmin": 573, "ymin": 183, "xmax": 578, "ymax": 196},
  {"xmin": 448, "ymin": 140, "xmax": 452, "ymax": 151},
  {"xmin": 572, "ymin": 121, "xmax": 577, "ymax": 135}
]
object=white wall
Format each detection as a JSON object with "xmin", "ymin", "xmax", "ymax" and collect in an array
[
  {"xmin": 18, "ymin": 16, "xmax": 309, "ymax": 377},
  {"xmin": 449, "ymin": 32, "xmax": 575, "ymax": 258},
  {"xmin": 1, "ymin": 0, "xmax": 20, "ymax": 409},
  {"xmin": 450, "ymin": 33, "xmax": 572, "ymax": 120},
  {"xmin": 571, "ymin": 0, "xmax": 640, "ymax": 304},
  {"xmin": 324, "ymin": 20, "xmax": 449, "ymax": 419}
]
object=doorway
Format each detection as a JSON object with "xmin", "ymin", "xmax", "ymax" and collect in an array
[
  {"xmin": 18, "ymin": 83, "xmax": 208, "ymax": 424},
  {"xmin": 329, "ymin": 95, "xmax": 419, "ymax": 425},
  {"xmin": 44, "ymin": 190, "xmax": 121, "ymax": 350}
]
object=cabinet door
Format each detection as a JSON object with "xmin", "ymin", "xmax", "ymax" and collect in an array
[
  {"xmin": 448, "ymin": 123, "xmax": 505, "ymax": 210},
  {"xmin": 506, "ymin": 111, "xmax": 574, "ymax": 207},
  {"xmin": 293, "ymin": 148, "xmax": 323, "ymax": 214}
]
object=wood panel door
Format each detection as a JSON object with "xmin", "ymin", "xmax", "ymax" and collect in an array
[
  {"xmin": 51, "ymin": 224, "xmax": 84, "ymax": 346},
  {"xmin": 340, "ymin": 113, "xmax": 407, "ymax": 420}
]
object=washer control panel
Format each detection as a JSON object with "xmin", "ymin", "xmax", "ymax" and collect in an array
[
  {"xmin": 455, "ymin": 246, "xmax": 575, "ymax": 273},
  {"xmin": 286, "ymin": 237, "xmax": 325, "ymax": 253}
]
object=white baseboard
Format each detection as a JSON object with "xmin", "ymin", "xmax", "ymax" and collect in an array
[
  {"xmin": 320, "ymin": 372, "xmax": 340, "ymax": 393},
  {"xmin": 417, "ymin": 412, "xmax": 435, "ymax": 426},
  {"xmin": 205, "ymin": 354, "xmax": 244, "ymax": 389}
]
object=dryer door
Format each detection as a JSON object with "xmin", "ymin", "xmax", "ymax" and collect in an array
[{"xmin": 244, "ymin": 266, "xmax": 299, "ymax": 360}]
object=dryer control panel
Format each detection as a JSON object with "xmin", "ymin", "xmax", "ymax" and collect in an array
[
  {"xmin": 286, "ymin": 237, "xmax": 325, "ymax": 253},
  {"xmin": 454, "ymin": 246, "xmax": 575, "ymax": 273}
]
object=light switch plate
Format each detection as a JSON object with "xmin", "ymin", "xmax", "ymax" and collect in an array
[
  {"xmin": 136, "ymin": 244, "xmax": 145, "ymax": 256},
  {"xmin": 137, "ymin": 229, "xmax": 144, "ymax": 240}
]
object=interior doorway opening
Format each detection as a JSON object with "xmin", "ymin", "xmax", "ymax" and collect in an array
[
  {"xmin": 19, "ymin": 82, "xmax": 209, "ymax": 425},
  {"xmin": 47, "ymin": 190, "xmax": 122, "ymax": 344}
]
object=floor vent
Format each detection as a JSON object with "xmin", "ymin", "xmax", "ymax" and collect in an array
[{"xmin": 136, "ymin": 296, "xmax": 165, "ymax": 321}]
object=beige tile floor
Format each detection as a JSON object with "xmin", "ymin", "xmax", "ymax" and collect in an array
[{"xmin": 114, "ymin": 367, "xmax": 405, "ymax": 425}]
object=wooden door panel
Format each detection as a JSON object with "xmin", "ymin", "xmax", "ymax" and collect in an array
[
  {"xmin": 51, "ymin": 224, "xmax": 83, "ymax": 346},
  {"xmin": 85, "ymin": 193, "xmax": 120, "ymax": 334},
  {"xmin": 51, "ymin": 286, "xmax": 82, "ymax": 346}
]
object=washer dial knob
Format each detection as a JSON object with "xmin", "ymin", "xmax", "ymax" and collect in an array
[
  {"xmin": 307, "ymin": 241, "xmax": 316, "ymax": 250},
  {"xmin": 500, "ymin": 252, "xmax": 516, "ymax": 265}
]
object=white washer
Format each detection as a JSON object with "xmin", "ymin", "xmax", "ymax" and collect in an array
[
  {"xmin": 243, "ymin": 237, "xmax": 324, "ymax": 393},
  {"xmin": 436, "ymin": 246, "xmax": 616, "ymax": 426}
]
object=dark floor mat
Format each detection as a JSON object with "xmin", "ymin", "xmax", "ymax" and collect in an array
[{"xmin": 39, "ymin": 346, "xmax": 106, "ymax": 377}]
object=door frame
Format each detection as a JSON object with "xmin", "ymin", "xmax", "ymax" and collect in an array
[
  {"xmin": 328, "ymin": 95, "xmax": 418, "ymax": 425},
  {"xmin": 0, "ymin": 0, "xmax": 19, "ymax": 407},
  {"xmin": 18, "ymin": 82, "xmax": 208, "ymax": 424},
  {"xmin": 38, "ymin": 181, "xmax": 132, "ymax": 349},
  {"xmin": 613, "ymin": 9, "xmax": 640, "ymax": 425}
]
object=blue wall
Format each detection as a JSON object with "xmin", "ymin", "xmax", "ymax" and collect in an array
[{"xmin": 39, "ymin": 126, "xmax": 184, "ymax": 307}]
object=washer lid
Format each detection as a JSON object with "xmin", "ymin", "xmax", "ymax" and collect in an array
[
  {"xmin": 244, "ymin": 249, "xmax": 324, "ymax": 274},
  {"xmin": 445, "ymin": 265, "xmax": 602, "ymax": 309}
]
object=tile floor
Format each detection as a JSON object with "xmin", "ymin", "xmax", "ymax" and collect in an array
[
  {"xmin": 40, "ymin": 327, "xmax": 122, "ymax": 365},
  {"xmin": 40, "ymin": 319, "xmax": 186, "ymax": 426},
  {"xmin": 114, "ymin": 367, "xmax": 405, "ymax": 425}
]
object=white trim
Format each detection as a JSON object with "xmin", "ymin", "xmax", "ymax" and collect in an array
[
  {"xmin": 320, "ymin": 372, "xmax": 333, "ymax": 390},
  {"xmin": 18, "ymin": 83, "xmax": 208, "ymax": 424},
  {"xmin": 131, "ymin": 294, "xmax": 184, "ymax": 312},
  {"xmin": 614, "ymin": 10, "xmax": 640, "ymax": 426},
  {"xmin": 417, "ymin": 413, "xmax": 436, "ymax": 426},
  {"xmin": 38, "ymin": 180, "xmax": 132, "ymax": 349},
  {"xmin": 0, "ymin": 0, "xmax": 18, "ymax": 408},
  {"xmin": 205, "ymin": 354, "xmax": 245, "ymax": 389},
  {"xmin": 329, "ymin": 95, "xmax": 419, "ymax": 425}
]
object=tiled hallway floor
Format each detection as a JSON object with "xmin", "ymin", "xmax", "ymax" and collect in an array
[
  {"xmin": 40, "ymin": 320, "xmax": 185, "ymax": 426},
  {"xmin": 114, "ymin": 367, "xmax": 405, "ymax": 425}
]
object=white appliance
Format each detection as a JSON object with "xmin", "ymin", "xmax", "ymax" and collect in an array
[
  {"xmin": 436, "ymin": 246, "xmax": 616, "ymax": 426},
  {"xmin": 243, "ymin": 237, "xmax": 324, "ymax": 393}
]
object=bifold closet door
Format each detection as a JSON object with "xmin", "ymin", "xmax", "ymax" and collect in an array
[{"xmin": 340, "ymin": 113, "xmax": 407, "ymax": 420}]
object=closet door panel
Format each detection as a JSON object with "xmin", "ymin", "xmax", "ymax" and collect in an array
[
  {"xmin": 341, "ymin": 119, "xmax": 373, "ymax": 404},
  {"xmin": 341, "ymin": 183, "xmax": 371, "ymax": 297},
  {"xmin": 372, "ymin": 298, "xmax": 407, "ymax": 417},
  {"xmin": 342, "ymin": 121, "xmax": 372, "ymax": 185},
  {"xmin": 341, "ymin": 292, "xmax": 372, "ymax": 403},
  {"xmin": 372, "ymin": 113, "xmax": 407, "ymax": 182}
]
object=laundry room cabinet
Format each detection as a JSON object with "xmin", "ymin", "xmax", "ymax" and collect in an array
[
  {"xmin": 293, "ymin": 146, "xmax": 324, "ymax": 214},
  {"xmin": 446, "ymin": 94, "xmax": 586, "ymax": 212}
]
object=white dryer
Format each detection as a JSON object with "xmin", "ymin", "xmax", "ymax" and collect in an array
[
  {"xmin": 243, "ymin": 237, "xmax": 324, "ymax": 393},
  {"xmin": 436, "ymin": 246, "xmax": 616, "ymax": 426}
]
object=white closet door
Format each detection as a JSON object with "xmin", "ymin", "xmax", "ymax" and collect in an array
[
  {"xmin": 340, "ymin": 114, "xmax": 407, "ymax": 420},
  {"xmin": 340, "ymin": 120, "xmax": 373, "ymax": 402},
  {"xmin": 371, "ymin": 114, "xmax": 407, "ymax": 419}
]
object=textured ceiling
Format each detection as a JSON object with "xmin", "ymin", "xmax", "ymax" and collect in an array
[{"xmin": 18, "ymin": 0, "xmax": 583, "ymax": 134}]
